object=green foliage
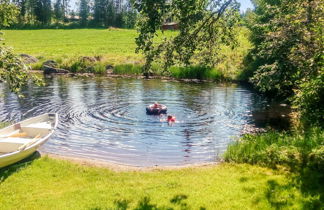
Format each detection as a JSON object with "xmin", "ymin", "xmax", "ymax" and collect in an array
[
  {"xmin": 64, "ymin": 57, "xmax": 106, "ymax": 74},
  {"xmin": 34, "ymin": 0, "xmax": 52, "ymax": 24},
  {"xmin": 224, "ymin": 127, "xmax": 324, "ymax": 207},
  {"xmin": 0, "ymin": 1, "xmax": 42, "ymax": 95},
  {"xmin": 79, "ymin": 0, "xmax": 90, "ymax": 26},
  {"xmin": 224, "ymin": 127, "xmax": 324, "ymax": 180},
  {"xmin": 0, "ymin": 0, "xmax": 19, "ymax": 28},
  {"xmin": 170, "ymin": 66, "xmax": 225, "ymax": 81},
  {"xmin": 0, "ymin": 42, "xmax": 42, "ymax": 94},
  {"xmin": 0, "ymin": 157, "xmax": 310, "ymax": 209},
  {"xmin": 114, "ymin": 64, "xmax": 142, "ymax": 75},
  {"xmin": 294, "ymin": 74, "xmax": 324, "ymax": 126},
  {"xmin": 242, "ymin": 0, "xmax": 324, "ymax": 125},
  {"xmin": 54, "ymin": 0, "xmax": 64, "ymax": 22},
  {"xmin": 134, "ymin": 0, "xmax": 241, "ymax": 76}
]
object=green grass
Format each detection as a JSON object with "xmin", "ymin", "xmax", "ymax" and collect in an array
[
  {"xmin": 3, "ymin": 28, "xmax": 141, "ymax": 64},
  {"xmin": 170, "ymin": 66, "xmax": 226, "ymax": 81},
  {"xmin": 0, "ymin": 157, "xmax": 310, "ymax": 209},
  {"xmin": 2, "ymin": 28, "xmax": 251, "ymax": 78},
  {"xmin": 224, "ymin": 127, "xmax": 324, "ymax": 208},
  {"xmin": 114, "ymin": 64, "xmax": 143, "ymax": 75},
  {"xmin": 224, "ymin": 127, "xmax": 324, "ymax": 170}
]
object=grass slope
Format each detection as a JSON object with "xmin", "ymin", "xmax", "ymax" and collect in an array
[
  {"xmin": 2, "ymin": 28, "xmax": 251, "ymax": 79},
  {"xmin": 0, "ymin": 157, "xmax": 307, "ymax": 210},
  {"xmin": 3, "ymin": 29, "xmax": 141, "ymax": 64}
]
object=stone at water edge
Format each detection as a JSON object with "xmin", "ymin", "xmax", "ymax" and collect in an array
[
  {"xmin": 42, "ymin": 65, "xmax": 69, "ymax": 74},
  {"xmin": 81, "ymin": 56, "xmax": 98, "ymax": 63},
  {"xmin": 106, "ymin": 65, "xmax": 114, "ymax": 74},
  {"xmin": 42, "ymin": 60, "xmax": 58, "ymax": 68},
  {"xmin": 20, "ymin": 54, "xmax": 38, "ymax": 64}
]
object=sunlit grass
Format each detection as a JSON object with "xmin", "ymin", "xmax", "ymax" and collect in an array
[
  {"xmin": 3, "ymin": 28, "xmax": 251, "ymax": 78},
  {"xmin": 0, "ymin": 157, "xmax": 309, "ymax": 209},
  {"xmin": 3, "ymin": 29, "xmax": 139, "ymax": 61}
]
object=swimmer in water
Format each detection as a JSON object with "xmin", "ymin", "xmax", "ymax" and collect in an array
[
  {"xmin": 167, "ymin": 115, "xmax": 176, "ymax": 123},
  {"xmin": 159, "ymin": 115, "xmax": 176, "ymax": 124}
]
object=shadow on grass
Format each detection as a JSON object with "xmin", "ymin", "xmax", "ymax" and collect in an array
[
  {"xmin": 0, "ymin": 151, "xmax": 41, "ymax": 183},
  {"xmin": 297, "ymin": 168, "xmax": 324, "ymax": 209},
  {"xmin": 91, "ymin": 194, "xmax": 206, "ymax": 210},
  {"xmin": 265, "ymin": 169, "xmax": 324, "ymax": 210}
]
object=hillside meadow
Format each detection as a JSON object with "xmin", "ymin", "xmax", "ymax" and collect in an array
[{"xmin": 3, "ymin": 28, "xmax": 251, "ymax": 79}]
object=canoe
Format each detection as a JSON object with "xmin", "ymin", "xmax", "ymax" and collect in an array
[{"xmin": 0, "ymin": 113, "xmax": 58, "ymax": 168}]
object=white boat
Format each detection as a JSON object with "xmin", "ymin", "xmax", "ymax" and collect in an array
[{"xmin": 0, "ymin": 113, "xmax": 58, "ymax": 168}]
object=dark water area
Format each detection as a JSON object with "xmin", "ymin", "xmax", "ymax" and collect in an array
[{"xmin": 0, "ymin": 76, "xmax": 291, "ymax": 166}]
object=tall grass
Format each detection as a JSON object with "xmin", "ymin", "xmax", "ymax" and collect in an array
[
  {"xmin": 170, "ymin": 66, "xmax": 226, "ymax": 81},
  {"xmin": 113, "ymin": 64, "xmax": 142, "ymax": 75},
  {"xmin": 224, "ymin": 127, "xmax": 324, "ymax": 208},
  {"xmin": 224, "ymin": 127, "xmax": 323, "ymax": 171}
]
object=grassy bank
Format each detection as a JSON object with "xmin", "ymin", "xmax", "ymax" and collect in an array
[
  {"xmin": 224, "ymin": 127, "xmax": 324, "ymax": 208},
  {"xmin": 0, "ymin": 157, "xmax": 310, "ymax": 209},
  {"xmin": 3, "ymin": 28, "xmax": 251, "ymax": 79}
]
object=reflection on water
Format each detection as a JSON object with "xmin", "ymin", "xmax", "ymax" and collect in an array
[{"xmin": 0, "ymin": 76, "xmax": 290, "ymax": 166}]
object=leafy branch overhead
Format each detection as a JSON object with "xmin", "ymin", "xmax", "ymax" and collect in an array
[
  {"xmin": 0, "ymin": 1, "xmax": 43, "ymax": 95},
  {"xmin": 134, "ymin": 0, "xmax": 240, "ymax": 75}
]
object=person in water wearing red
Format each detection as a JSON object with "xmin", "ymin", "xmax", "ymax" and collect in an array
[{"xmin": 167, "ymin": 115, "xmax": 176, "ymax": 123}]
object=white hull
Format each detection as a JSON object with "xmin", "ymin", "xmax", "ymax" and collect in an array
[{"xmin": 0, "ymin": 113, "xmax": 58, "ymax": 168}]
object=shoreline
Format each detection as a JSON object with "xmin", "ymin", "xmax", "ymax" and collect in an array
[
  {"xmin": 32, "ymin": 70, "xmax": 243, "ymax": 84},
  {"xmin": 40, "ymin": 152, "xmax": 220, "ymax": 172}
]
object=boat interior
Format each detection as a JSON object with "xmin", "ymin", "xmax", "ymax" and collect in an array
[{"xmin": 0, "ymin": 115, "xmax": 54, "ymax": 154}]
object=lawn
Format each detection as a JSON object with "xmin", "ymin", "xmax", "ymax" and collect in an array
[
  {"xmin": 2, "ymin": 28, "xmax": 251, "ymax": 79},
  {"xmin": 3, "ymin": 28, "xmax": 142, "ymax": 64},
  {"xmin": 0, "ymin": 156, "xmax": 308, "ymax": 210}
]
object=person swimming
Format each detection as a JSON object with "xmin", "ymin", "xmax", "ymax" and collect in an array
[
  {"xmin": 167, "ymin": 115, "xmax": 176, "ymax": 123},
  {"xmin": 159, "ymin": 115, "xmax": 176, "ymax": 124}
]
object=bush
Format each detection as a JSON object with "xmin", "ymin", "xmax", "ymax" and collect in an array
[{"xmin": 294, "ymin": 75, "xmax": 324, "ymax": 126}]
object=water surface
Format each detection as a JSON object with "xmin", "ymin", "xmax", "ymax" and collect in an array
[{"xmin": 0, "ymin": 77, "xmax": 289, "ymax": 166}]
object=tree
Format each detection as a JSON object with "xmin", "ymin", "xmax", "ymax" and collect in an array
[
  {"xmin": 54, "ymin": 0, "xmax": 64, "ymax": 22},
  {"xmin": 243, "ymin": 0, "xmax": 323, "ymax": 124},
  {"xmin": 122, "ymin": 0, "xmax": 137, "ymax": 28},
  {"xmin": 0, "ymin": 0, "xmax": 19, "ymax": 27},
  {"xmin": 79, "ymin": 0, "xmax": 89, "ymax": 26},
  {"xmin": 134, "ymin": 0, "xmax": 240, "ymax": 77},
  {"xmin": 0, "ymin": 0, "xmax": 42, "ymax": 95},
  {"xmin": 93, "ymin": 0, "xmax": 117, "ymax": 27},
  {"xmin": 34, "ymin": 0, "xmax": 52, "ymax": 24}
]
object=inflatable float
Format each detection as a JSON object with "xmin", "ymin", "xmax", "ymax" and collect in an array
[{"xmin": 146, "ymin": 104, "xmax": 167, "ymax": 115}]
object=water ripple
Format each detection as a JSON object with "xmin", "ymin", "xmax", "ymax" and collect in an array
[{"xmin": 0, "ymin": 77, "xmax": 288, "ymax": 166}]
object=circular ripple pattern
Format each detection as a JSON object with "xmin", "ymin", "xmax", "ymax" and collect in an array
[{"xmin": 0, "ymin": 77, "xmax": 280, "ymax": 166}]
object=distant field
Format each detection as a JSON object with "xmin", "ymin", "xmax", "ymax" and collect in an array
[
  {"xmin": 3, "ymin": 28, "xmax": 251, "ymax": 78},
  {"xmin": 3, "ymin": 29, "xmax": 142, "ymax": 64}
]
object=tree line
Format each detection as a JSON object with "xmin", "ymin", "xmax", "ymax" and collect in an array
[{"xmin": 9, "ymin": 0, "xmax": 137, "ymax": 28}]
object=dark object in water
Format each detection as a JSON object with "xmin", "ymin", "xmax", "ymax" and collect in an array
[{"xmin": 146, "ymin": 104, "xmax": 167, "ymax": 115}]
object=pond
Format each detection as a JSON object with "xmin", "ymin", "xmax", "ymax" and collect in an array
[{"xmin": 0, "ymin": 76, "xmax": 290, "ymax": 167}]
